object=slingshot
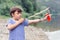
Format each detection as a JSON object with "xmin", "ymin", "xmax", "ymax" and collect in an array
[{"xmin": 28, "ymin": 7, "xmax": 52, "ymax": 22}]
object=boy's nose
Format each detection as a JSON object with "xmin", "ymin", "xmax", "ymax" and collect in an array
[{"xmin": 19, "ymin": 13, "xmax": 22, "ymax": 16}]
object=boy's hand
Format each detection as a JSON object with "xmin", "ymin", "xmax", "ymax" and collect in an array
[
  {"xmin": 44, "ymin": 13, "xmax": 51, "ymax": 22},
  {"xmin": 18, "ymin": 18, "xmax": 25, "ymax": 24}
]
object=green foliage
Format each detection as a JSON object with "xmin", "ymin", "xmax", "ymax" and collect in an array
[
  {"xmin": 22, "ymin": 12, "xmax": 29, "ymax": 18},
  {"xmin": 21, "ymin": 0, "xmax": 34, "ymax": 13},
  {"xmin": 0, "ymin": 0, "xmax": 59, "ymax": 19}
]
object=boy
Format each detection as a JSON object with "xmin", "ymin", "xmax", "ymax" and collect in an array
[{"xmin": 7, "ymin": 6, "xmax": 48, "ymax": 40}]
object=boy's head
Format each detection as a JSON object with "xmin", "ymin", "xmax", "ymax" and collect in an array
[{"xmin": 10, "ymin": 7, "xmax": 22, "ymax": 20}]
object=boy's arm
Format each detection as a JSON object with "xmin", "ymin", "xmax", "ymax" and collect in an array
[
  {"xmin": 7, "ymin": 18, "xmax": 24, "ymax": 30},
  {"xmin": 28, "ymin": 16, "xmax": 47, "ymax": 25}
]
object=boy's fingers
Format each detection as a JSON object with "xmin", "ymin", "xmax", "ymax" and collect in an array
[
  {"xmin": 45, "ymin": 13, "xmax": 52, "ymax": 22},
  {"xmin": 19, "ymin": 18, "xmax": 25, "ymax": 22}
]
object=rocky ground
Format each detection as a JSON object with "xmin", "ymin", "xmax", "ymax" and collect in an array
[{"xmin": 0, "ymin": 19, "xmax": 49, "ymax": 40}]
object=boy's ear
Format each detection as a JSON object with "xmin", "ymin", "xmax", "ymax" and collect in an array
[{"xmin": 11, "ymin": 13, "xmax": 14, "ymax": 17}]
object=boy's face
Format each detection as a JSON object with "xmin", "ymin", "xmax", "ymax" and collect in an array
[{"xmin": 12, "ymin": 10, "xmax": 22, "ymax": 20}]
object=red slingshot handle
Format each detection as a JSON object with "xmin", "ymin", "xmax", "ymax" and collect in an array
[{"xmin": 45, "ymin": 13, "xmax": 51, "ymax": 22}]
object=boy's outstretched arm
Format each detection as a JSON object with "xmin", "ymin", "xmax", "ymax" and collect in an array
[{"xmin": 28, "ymin": 16, "xmax": 47, "ymax": 25}]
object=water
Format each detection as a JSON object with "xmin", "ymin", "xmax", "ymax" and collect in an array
[{"xmin": 45, "ymin": 30, "xmax": 60, "ymax": 40}]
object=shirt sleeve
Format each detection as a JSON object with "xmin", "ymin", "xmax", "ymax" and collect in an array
[
  {"xmin": 6, "ymin": 19, "xmax": 14, "ymax": 27},
  {"xmin": 24, "ymin": 19, "xmax": 29, "ymax": 26}
]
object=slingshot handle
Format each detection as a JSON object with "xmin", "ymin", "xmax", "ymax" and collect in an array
[{"xmin": 45, "ymin": 13, "xmax": 51, "ymax": 22}]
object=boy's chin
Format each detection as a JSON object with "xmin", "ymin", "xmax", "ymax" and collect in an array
[
  {"xmin": 15, "ymin": 18, "xmax": 20, "ymax": 20},
  {"xmin": 17, "ymin": 17, "xmax": 21, "ymax": 20}
]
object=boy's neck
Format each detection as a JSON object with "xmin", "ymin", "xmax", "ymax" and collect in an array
[{"xmin": 12, "ymin": 17, "xmax": 19, "ymax": 21}]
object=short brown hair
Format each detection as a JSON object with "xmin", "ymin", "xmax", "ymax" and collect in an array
[{"xmin": 10, "ymin": 7, "xmax": 22, "ymax": 16}]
